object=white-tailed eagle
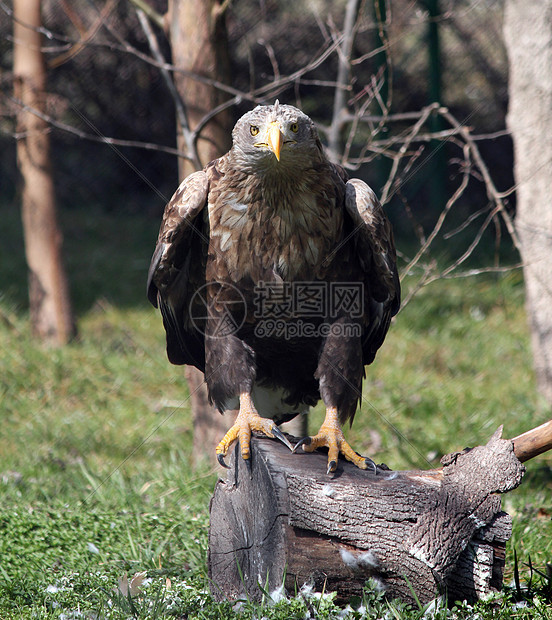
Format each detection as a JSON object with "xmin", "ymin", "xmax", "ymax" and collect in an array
[{"xmin": 147, "ymin": 101, "xmax": 400, "ymax": 474}]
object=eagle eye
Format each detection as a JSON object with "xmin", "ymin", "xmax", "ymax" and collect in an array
[
  {"xmin": 290, "ymin": 122, "xmax": 299, "ymax": 133},
  {"xmin": 250, "ymin": 125, "xmax": 260, "ymax": 136}
]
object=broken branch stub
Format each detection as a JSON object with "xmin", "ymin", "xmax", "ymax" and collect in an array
[{"xmin": 512, "ymin": 419, "xmax": 552, "ymax": 462}]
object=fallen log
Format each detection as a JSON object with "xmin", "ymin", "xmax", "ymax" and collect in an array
[{"xmin": 208, "ymin": 420, "xmax": 552, "ymax": 605}]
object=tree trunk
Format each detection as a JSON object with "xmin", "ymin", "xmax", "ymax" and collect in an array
[
  {"xmin": 13, "ymin": 0, "xmax": 75, "ymax": 345},
  {"xmin": 168, "ymin": 0, "xmax": 232, "ymax": 178},
  {"xmin": 168, "ymin": 0, "xmax": 233, "ymax": 463},
  {"xmin": 185, "ymin": 365, "xmax": 235, "ymax": 468},
  {"xmin": 504, "ymin": 0, "xmax": 552, "ymax": 404},
  {"xmin": 209, "ymin": 428, "xmax": 529, "ymax": 605}
]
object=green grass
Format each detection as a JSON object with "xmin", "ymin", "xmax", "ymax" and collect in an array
[{"xmin": 0, "ymin": 205, "xmax": 551, "ymax": 618}]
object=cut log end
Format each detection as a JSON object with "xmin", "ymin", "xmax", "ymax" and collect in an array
[{"xmin": 209, "ymin": 428, "xmax": 526, "ymax": 606}]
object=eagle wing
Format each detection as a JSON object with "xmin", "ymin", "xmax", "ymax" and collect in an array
[
  {"xmin": 344, "ymin": 177, "xmax": 401, "ymax": 364},
  {"xmin": 147, "ymin": 170, "xmax": 209, "ymax": 369}
]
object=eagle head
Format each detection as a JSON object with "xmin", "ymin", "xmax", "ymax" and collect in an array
[{"xmin": 231, "ymin": 101, "xmax": 323, "ymax": 174}]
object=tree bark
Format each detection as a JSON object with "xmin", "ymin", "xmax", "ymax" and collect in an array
[
  {"xmin": 185, "ymin": 365, "xmax": 234, "ymax": 468},
  {"xmin": 168, "ymin": 0, "xmax": 232, "ymax": 178},
  {"xmin": 209, "ymin": 428, "xmax": 527, "ymax": 605},
  {"xmin": 167, "ymin": 0, "xmax": 233, "ymax": 464},
  {"xmin": 504, "ymin": 0, "xmax": 552, "ymax": 404},
  {"xmin": 13, "ymin": 0, "xmax": 75, "ymax": 345}
]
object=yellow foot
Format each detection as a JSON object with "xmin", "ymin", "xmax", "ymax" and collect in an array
[
  {"xmin": 215, "ymin": 392, "xmax": 292, "ymax": 468},
  {"xmin": 293, "ymin": 406, "xmax": 377, "ymax": 475}
]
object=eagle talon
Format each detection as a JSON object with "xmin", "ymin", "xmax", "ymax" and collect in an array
[
  {"xmin": 297, "ymin": 406, "xmax": 380, "ymax": 474},
  {"xmin": 217, "ymin": 453, "xmax": 230, "ymax": 469},
  {"xmin": 364, "ymin": 457, "xmax": 377, "ymax": 474},
  {"xmin": 272, "ymin": 427, "xmax": 294, "ymax": 451},
  {"xmin": 292, "ymin": 436, "xmax": 312, "ymax": 453},
  {"xmin": 215, "ymin": 393, "xmax": 295, "ymax": 468}
]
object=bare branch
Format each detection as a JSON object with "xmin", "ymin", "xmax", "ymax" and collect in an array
[
  {"xmin": 128, "ymin": 0, "xmax": 165, "ymax": 31},
  {"xmin": 327, "ymin": 0, "xmax": 360, "ymax": 163},
  {"xmin": 135, "ymin": 8, "xmax": 201, "ymax": 170},
  {"xmin": 440, "ymin": 107, "xmax": 521, "ymax": 254},
  {"xmin": 401, "ymin": 142, "xmax": 472, "ymax": 286},
  {"xmin": 380, "ymin": 103, "xmax": 440, "ymax": 204},
  {"xmin": 194, "ymin": 37, "xmax": 346, "ymax": 138},
  {"xmin": 5, "ymin": 93, "xmax": 186, "ymax": 160},
  {"xmin": 440, "ymin": 206, "xmax": 502, "ymax": 279},
  {"xmin": 48, "ymin": 0, "xmax": 117, "ymax": 68}
]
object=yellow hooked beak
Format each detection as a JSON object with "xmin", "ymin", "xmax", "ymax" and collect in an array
[{"xmin": 266, "ymin": 121, "xmax": 283, "ymax": 161}]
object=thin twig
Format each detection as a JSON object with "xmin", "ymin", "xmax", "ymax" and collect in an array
[
  {"xmin": 128, "ymin": 0, "xmax": 165, "ymax": 30},
  {"xmin": 440, "ymin": 107, "xmax": 521, "ymax": 253},
  {"xmin": 48, "ymin": 0, "xmax": 117, "ymax": 68},
  {"xmin": 401, "ymin": 142, "xmax": 472, "ymax": 285},
  {"xmin": 327, "ymin": 0, "xmax": 360, "ymax": 163},
  {"xmin": 380, "ymin": 103, "xmax": 440, "ymax": 204},
  {"xmin": 135, "ymin": 8, "xmax": 201, "ymax": 170},
  {"xmin": 440, "ymin": 205, "xmax": 502, "ymax": 279},
  {"xmin": 4, "ymin": 94, "xmax": 186, "ymax": 159}
]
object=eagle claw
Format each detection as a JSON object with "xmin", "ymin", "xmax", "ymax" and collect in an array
[
  {"xmin": 217, "ymin": 450, "xmax": 252, "ymax": 473},
  {"xmin": 217, "ymin": 453, "xmax": 230, "ymax": 469},
  {"xmin": 272, "ymin": 427, "xmax": 294, "ymax": 451},
  {"xmin": 364, "ymin": 456, "xmax": 377, "ymax": 474},
  {"xmin": 292, "ymin": 436, "xmax": 312, "ymax": 453}
]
